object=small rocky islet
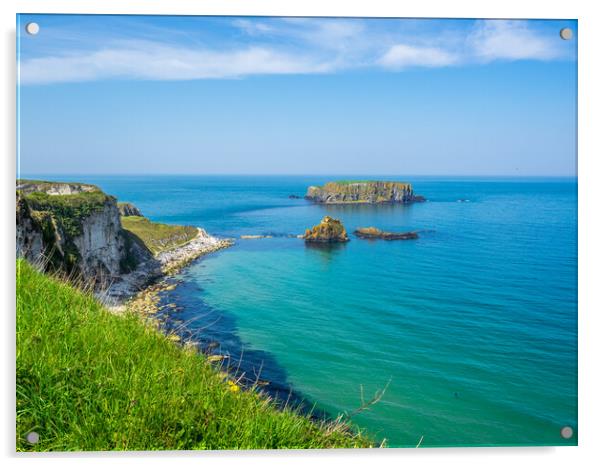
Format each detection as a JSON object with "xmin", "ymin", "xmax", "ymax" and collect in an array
[
  {"xmin": 303, "ymin": 216, "xmax": 350, "ymax": 243},
  {"xmin": 354, "ymin": 227, "xmax": 419, "ymax": 241}
]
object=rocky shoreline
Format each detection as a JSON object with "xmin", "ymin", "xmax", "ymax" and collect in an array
[
  {"xmin": 158, "ymin": 228, "xmax": 233, "ymax": 274},
  {"xmin": 105, "ymin": 228, "xmax": 233, "ymax": 311}
]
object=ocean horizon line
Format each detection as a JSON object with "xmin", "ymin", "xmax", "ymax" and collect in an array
[{"xmin": 18, "ymin": 173, "xmax": 578, "ymax": 180}]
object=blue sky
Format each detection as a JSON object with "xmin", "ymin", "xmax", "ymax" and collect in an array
[{"xmin": 17, "ymin": 15, "xmax": 577, "ymax": 176}]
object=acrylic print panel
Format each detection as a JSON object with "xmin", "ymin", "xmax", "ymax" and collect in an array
[{"xmin": 16, "ymin": 14, "xmax": 577, "ymax": 450}]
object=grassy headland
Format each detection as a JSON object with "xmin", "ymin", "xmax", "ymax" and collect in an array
[
  {"xmin": 19, "ymin": 190, "xmax": 111, "ymax": 238},
  {"xmin": 120, "ymin": 216, "xmax": 198, "ymax": 256},
  {"xmin": 16, "ymin": 259, "xmax": 371, "ymax": 451}
]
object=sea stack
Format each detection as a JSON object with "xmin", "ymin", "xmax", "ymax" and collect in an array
[
  {"xmin": 303, "ymin": 216, "xmax": 349, "ymax": 243},
  {"xmin": 305, "ymin": 181, "xmax": 425, "ymax": 204}
]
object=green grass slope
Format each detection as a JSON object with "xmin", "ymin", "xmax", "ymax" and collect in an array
[
  {"xmin": 120, "ymin": 216, "xmax": 198, "ymax": 255},
  {"xmin": 16, "ymin": 259, "xmax": 370, "ymax": 451}
]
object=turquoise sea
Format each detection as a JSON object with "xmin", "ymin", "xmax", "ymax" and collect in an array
[{"xmin": 30, "ymin": 175, "xmax": 577, "ymax": 447}]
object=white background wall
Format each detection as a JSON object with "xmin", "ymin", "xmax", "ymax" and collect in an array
[{"xmin": 2, "ymin": 1, "xmax": 600, "ymax": 465}]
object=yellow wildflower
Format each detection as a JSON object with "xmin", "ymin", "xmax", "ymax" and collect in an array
[{"xmin": 227, "ymin": 380, "xmax": 240, "ymax": 393}]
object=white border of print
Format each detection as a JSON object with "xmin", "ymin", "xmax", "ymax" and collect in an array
[{"xmin": 2, "ymin": 1, "xmax": 601, "ymax": 465}]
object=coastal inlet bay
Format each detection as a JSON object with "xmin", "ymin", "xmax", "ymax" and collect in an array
[{"xmin": 34, "ymin": 175, "xmax": 577, "ymax": 447}]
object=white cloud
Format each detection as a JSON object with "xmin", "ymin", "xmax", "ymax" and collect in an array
[
  {"xmin": 378, "ymin": 21, "xmax": 564, "ymax": 70},
  {"xmin": 468, "ymin": 20, "xmax": 562, "ymax": 61},
  {"xmin": 234, "ymin": 17, "xmax": 366, "ymax": 53},
  {"xmin": 19, "ymin": 19, "xmax": 571, "ymax": 85},
  {"xmin": 232, "ymin": 19, "xmax": 274, "ymax": 36},
  {"xmin": 19, "ymin": 41, "xmax": 332, "ymax": 85},
  {"xmin": 378, "ymin": 44, "xmax": 458, "ymax": 69},
  {"xmin": 292, "ymin": 18, "xmax": 365, "ymax": 46}
]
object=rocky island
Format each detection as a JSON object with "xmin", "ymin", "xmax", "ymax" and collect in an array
[
  {"xmin": 354, "ymin": 227, "xmax": 419, "ymax": 240},
  {"xmin": 303, "ymin": 216, "xmax": 349, "ymax": 243},
  {"xmin": 305, "ymin": 180, "xmax": 425, "ymax": 204}
]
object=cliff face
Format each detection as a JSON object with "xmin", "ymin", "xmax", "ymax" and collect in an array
[
  {"xmin": 305, "ymin": 181, "xmax": 424, "ymax": 204},
  {"xmin": 303, "ymin": 216, "xmax": 349, "ymax": 243},
  {"xmin": 71, "ymin": 202, "xmax": 128, "ymax": 279},
  {"xmin": 16, "ymin": 181, "xmax": 153, "ymax": 285},
  {"xmin": 16, "ymin": 196, "xmax": 45, "ymax": 261}
]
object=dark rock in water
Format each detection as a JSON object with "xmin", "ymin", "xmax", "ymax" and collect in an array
[
  {"xmin": 305, "ymin": 180, "xmax": 425, "ymax": 204},
  {"xmin": 205, "ymin": 341, "xmax": 220, "ymax": 351},
  {"xmin": 303, "ymin": 216, "xmax": 349, "ymax": 243},
  {"xmin": 354, "ymin": 227, "xmax": 419, "ymax": 241},
  {"xmin": 118, "ymin": 202, "xmax": 143, "ymax": 217},
  {"xmin": 288, "ymin": 194, "xmax": 301, "ymax": 199}
]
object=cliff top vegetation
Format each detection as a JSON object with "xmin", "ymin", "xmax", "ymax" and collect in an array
[{"xmin": 120, "ymin": 216, "xmax": 199, "ymax": 256}]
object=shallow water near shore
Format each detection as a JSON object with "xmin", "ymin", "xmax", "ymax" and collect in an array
[{"xmin": 29, "ymin": 174, "xmax": 577, "ymax": 447}]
